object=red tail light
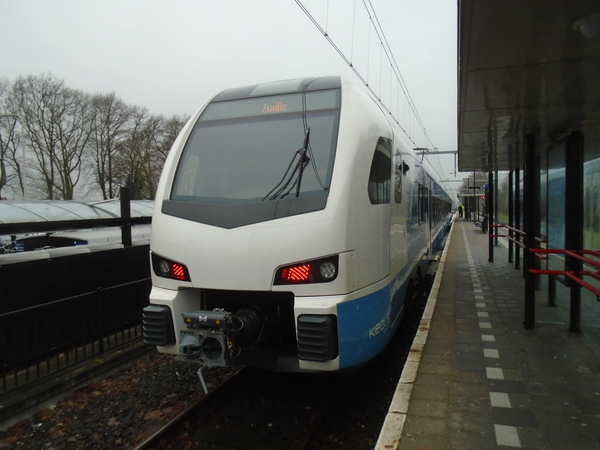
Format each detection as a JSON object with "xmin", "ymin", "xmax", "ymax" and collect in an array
[
  {"xmin": 275, "ymin": 256, "xmax": 338, "ymax": 285},
  {"xmin": 151, "ymin": 252, "xmax": 191, "ymax": 282},
  {"xmin": 281, "ymin": 264, "xmax": 311, "ymax": 282},
  {"xmin": 171, "ymin": 263, "xmax": 188, "ymax": 280}
]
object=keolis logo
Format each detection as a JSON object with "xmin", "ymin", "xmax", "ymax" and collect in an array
[{"xmin": 369, "ymin": 314, "xmax": 390, "ymax": 338}]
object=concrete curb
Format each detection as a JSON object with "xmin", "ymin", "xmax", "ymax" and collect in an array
[{"xmin": 374, "ymin": 217, "xmax": 456, "ymax": 450}]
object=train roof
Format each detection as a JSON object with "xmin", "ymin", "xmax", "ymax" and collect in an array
[{"xmin": 211, "ymin": 76, "xmax": 341, "ymax": 102}]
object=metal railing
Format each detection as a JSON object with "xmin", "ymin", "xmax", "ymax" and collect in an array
[
  {"xmin": 0, "ymin": 279, "xmax": 150, "ymax": 393},
  {"xmin": 490, "ymin": 225, "xmax": 548, "ymax": 259},
  {"xmin": 490, "ymin": 224, "xmax": 547, "ymax": 243},
  {"xmin": 0, "ymin": 246, "xmax": 151, "ymax": 394},
  {"xmin": 528, "ymin": 249, "xmax": 600, "ymax": 299},
  {"xmin": 490, "ymin": 224, "xmax": 525, "ymax": 247}
]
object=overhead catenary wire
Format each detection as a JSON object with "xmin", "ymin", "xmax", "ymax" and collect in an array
[
  {"xmin": 363, "ymin": 0, "xmax": 435, "ymax": 150},
  {"xmin": 364, "ymin": 0, "xmax": 435, "ymax": 147},
  {"xmin": 295, "ymin": 0, "xmax": 436, "ymax": 151},
  {"xmin": 295, "ymin": 1, "xmax": 410, "ymax": 144},
  {"xmin": 295, "ymin": 0, "xmax": 451, "ymax": 190}
]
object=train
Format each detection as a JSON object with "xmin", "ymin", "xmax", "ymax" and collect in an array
[{"xmin": 142, "ymin": 76, "xmax": 452, "ymax": 387}]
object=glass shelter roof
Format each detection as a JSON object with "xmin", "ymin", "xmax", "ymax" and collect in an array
[
  {"xmin": 0, "ymin": 200, "xmax": 154, "ymax": 224},
  {"xmin": 91, "ymin": 200, "xmax": 155, "ymax": 218}
]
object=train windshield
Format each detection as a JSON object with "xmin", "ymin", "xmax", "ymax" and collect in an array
[{"xmin": 171, "ymin": 89, "xmax": 340, "ymax": 204}]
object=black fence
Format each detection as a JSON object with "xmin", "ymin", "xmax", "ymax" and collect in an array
[
  {"xmin": 0, "ymin": 245, "xmax": 151, "ymax": 393},
  {"xmin": 0, "ymin": 189, "xmax": 152, "ymax": 394}
]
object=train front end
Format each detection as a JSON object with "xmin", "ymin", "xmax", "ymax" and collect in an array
[{"xmin": 144, "ymin": 76, "xmax": 392, "ymax": 375}]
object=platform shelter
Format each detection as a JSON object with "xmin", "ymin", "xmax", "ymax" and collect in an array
[{"xmin": 457, "ymin": 0, "xmax": 600, "ymax": 342}]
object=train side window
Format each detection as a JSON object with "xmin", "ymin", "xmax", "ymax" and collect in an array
[
  {"xmin": 417, "ymin": 184, "xmax": 422, "ymax": 224},
  {"xmin": 394, "ymin": 152, "xmax": 403, "ymax": 203},
  {"xmin": 368, "ymin": 138, "xmax": 392, "ymax": 204},
  {"xmin": 418, "ymin": 184, "xmax": 429, "ymax": 223}
]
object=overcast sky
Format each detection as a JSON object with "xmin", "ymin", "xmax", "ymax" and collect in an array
[{"xmin": 0, "ymin": 0, "xmax": 459, "ymax": 185}]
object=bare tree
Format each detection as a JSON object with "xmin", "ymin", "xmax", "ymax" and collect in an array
[
  {"xmin": 54, "ymin": 89, "xmax": 94, "ymax": 200},
  {"xmin": 0, "ymin": 114, "xmax": 21, "ymax": 199},
  {"xmin": 3, "ymin": 73, "xmax": 190, "ymax": 200},
  {"xmin": 0, "ymin": 79, "xmax": 24, "ymax": 199},
  {"xmin": 140, "ymin": 114, "xmax": 164, "ymax": 200},
  {"xmin": 157, "ymin": 115, "xmax": 189, "ymax": 161},
  {"xmin": 114, "ymin": 111, "xmax": 189, "ymax": 200},
  {"xmin": 10, "ymin": 74, "xmax": 93, "ymax": 200},
  {"xmin": 114, "ymin": 107, "xmax": 155, "ymax": 199},
  {"xmin": 147, "ymin": 114, "xmax": 189, "ymax": 198},
  {"xmin": 11, "ymin": 74, "xmax": 63, "ymax": 199},
  {"xmin": 89, "ymin": 92, "xmax": 134, "ymax": 199}
]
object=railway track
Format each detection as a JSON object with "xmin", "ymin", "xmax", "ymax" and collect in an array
[
  {"xmin": 130, "ymin": 364, "xmax": 246, "ymax": 450},
  {"xmin": 130, "ymin": 277, "xmax": 435, "ymax": 450},
  {"xmin": 131, "ymin": 365, "xmax": 344, "ymax": 450}
]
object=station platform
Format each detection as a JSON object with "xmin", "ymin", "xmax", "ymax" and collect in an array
[{"xmin": 376, "ymin": 217, "xmax": 600, "ymax": 450}]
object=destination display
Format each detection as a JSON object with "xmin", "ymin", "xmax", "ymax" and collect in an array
[{"xmin": 200, "ymin": 90, "xmax": 340, "ymax": 122}]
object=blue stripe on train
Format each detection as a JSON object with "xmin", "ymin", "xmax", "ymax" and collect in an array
[
  {"xmin": 335, "ymin": 249, "xmax": 435, "ymax": 369},
  {"xmin": 334, "ymin": 220, "xmax": 452, "ymax": 370},
  {"xmin": 336, "ymin": 284, "xmax": 393, "ymax": 368}
]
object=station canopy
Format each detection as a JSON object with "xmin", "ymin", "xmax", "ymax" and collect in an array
[
  {"xmin": 91, "ymin": 199, "xmax": 155, "ymax": 218},
  {"xmin": 458, "ymin": 0, "xmax": 600, "ymax": 172},
  {"xmin": 0, "ymin": 200, "xmax": 154, "ymax": 224}
]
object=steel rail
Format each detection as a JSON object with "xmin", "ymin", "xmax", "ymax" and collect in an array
[{"xmin": 131, "ymin": 365, "xmax": 246, "ymax": 450}]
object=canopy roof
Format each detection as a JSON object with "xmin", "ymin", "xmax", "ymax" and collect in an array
[
  {"xmin": 458, "ymin": 0, "xmax": 600, "ymax": 172},
  {"xmin": 0, "ymin": 200, "xmax": 154, "ymax": 224},
  {"xmin": 91, "ymin": 199, "xmax": 155, "ymax": 218}
]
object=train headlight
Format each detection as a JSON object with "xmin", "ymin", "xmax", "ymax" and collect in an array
[
  {"xmin": 319, "ymin": 261, "xmax": 336, "ymax": 279},
  {"xmin": 159, "ymin": 260, "xmax": 170, "ymax": 274},
  {"xmin": 275, "ymin": 255, "xmax": 339, "ymax": 285},
  {"xmin": 151, "ymin": 252, "xmax": 191, "ymax": 282}
]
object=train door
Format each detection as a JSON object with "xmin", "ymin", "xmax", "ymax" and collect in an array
[
  {"xmin": 365, "ymin": 137, "xmax": 392, "ymax": 284},
  {"xmin": 418, "ymin": 179, "xmax": 430, "ymax": 256},
  {"xmin": 391, "ymin": 149, "xmax": 408, "ymax": 278},
  {"xmin": 427, "ymin": 176, "xmax": 433, "ymax": 257}
]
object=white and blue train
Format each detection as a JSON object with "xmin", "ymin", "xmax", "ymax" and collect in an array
[{"xmin": 143, "ymin": 76, "xmax": 452, "ymax": 381}]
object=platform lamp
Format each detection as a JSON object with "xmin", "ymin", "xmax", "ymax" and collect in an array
[{"xmin": 573, "ymin": 13, "xmax": 600, "ymax": 39}]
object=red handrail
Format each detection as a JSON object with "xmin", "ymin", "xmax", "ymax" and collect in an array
[
  {"xmin": 501, "ymin": 224, "xmax": 525, "ymax": 235},
  {"xmin": 582, "ymin": 271, "xmax": 600, "ymax": 283},
  {"xmin": 529, "ymin": 249, "xmax": 600, "ymax": 298},
  {"xmin": 581, "ymin": 249, "xmax": 600, "ymax": 260},
  {"xmin": 565, "ymin": 250, "xmax": 600, "ymax": 270},
  {"xmin": 490, "ymin": 225, "xmax": 548, "ymax": 250},
  {"xmin": 490, "ymin": 234, "xmax": 524, "ymax": 246}
]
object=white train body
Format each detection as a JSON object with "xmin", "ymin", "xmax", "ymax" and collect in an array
[{"xmin": 144, "ymin": 76, "xmax": 451, "ymax": 372}]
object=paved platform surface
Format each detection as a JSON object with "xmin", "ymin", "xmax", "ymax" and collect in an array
[{"xmin": 376, "ymin": 217, "xmax": 600, "ymax": 450}]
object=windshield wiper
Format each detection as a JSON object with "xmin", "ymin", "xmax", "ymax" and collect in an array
[{"xmin": 262, "ymin": 128, "xmax": 311, "ymax": 201}]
